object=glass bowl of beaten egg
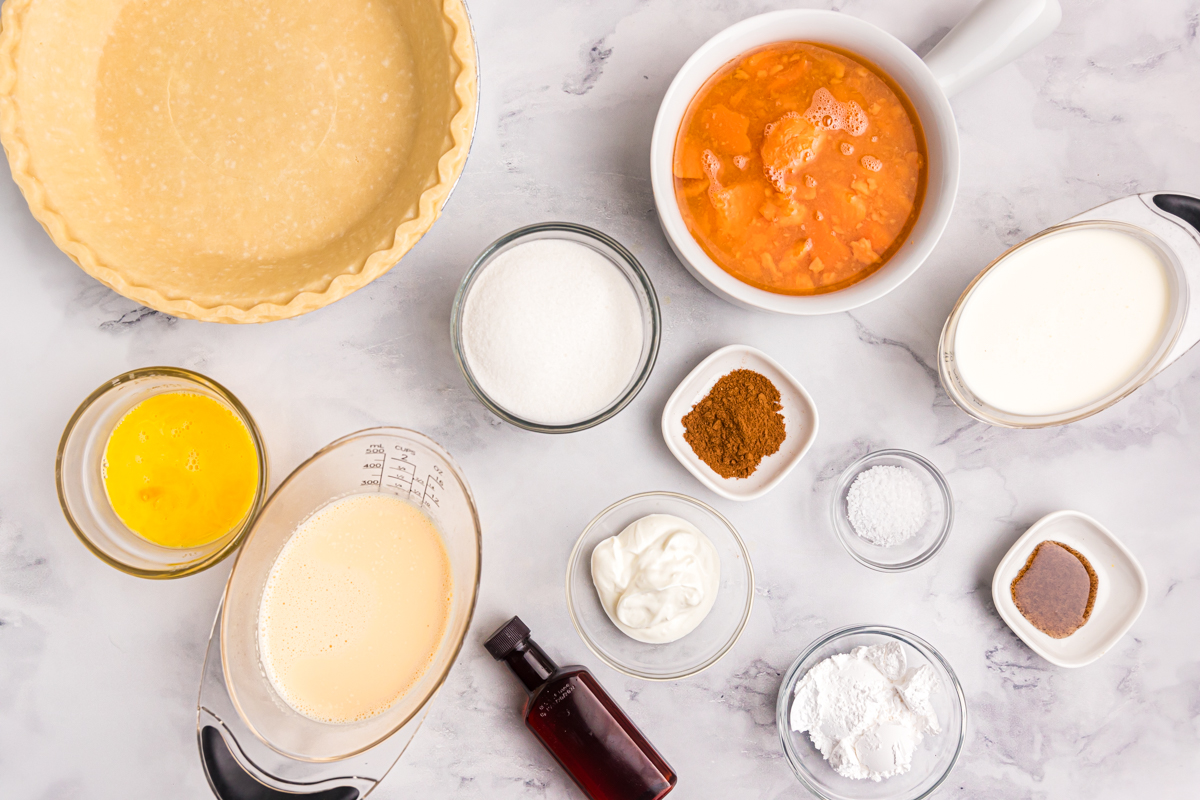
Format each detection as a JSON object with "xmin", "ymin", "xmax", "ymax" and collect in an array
[
  {"xmin": 56, "ymin": 367, "xmax": 268, "ymax": 579},
  {"xmin": 565, "ymin": 491, "xmax": 754, "ymax": 681},
  {"xmin": 776, "ymin": 625, "xmax": 967, "ymax": 800}
]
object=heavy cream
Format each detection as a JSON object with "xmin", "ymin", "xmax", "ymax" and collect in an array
[
  {"xmin": 954, "ymin": 227, "xmax": 1172, "ymax": 417},
  {"xmin": 590, "ymin": 514, "xmax": 720, "ymax": 644},
  {"xmin": 258, "ymin": 494, "xmax": 452, "ymax": 723}
]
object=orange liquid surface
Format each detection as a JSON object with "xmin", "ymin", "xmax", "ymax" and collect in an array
[{"xmin": 673, "ymin": 42, "xmax": 927, "ymax": 295}]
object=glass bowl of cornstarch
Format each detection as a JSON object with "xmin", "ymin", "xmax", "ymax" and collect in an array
[
  {"xmin": 830, "ymin": 449, "xmax": 953, "ymax": 572},
  {"xmin": 452, "ymin": 222, "xmax": 660, "ymax": 433},
  {"xmin": 776, "ymin": 625, "xmax": 967, "ymax": 800}
]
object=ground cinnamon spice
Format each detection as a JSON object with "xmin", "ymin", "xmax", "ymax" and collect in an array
[{"xmin": 682, "ymin": 369, "xmax": 786, "ymax": 479}]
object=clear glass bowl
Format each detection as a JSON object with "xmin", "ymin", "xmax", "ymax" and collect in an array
[
  {"xmin": 221, "ymin": 427, "xmax": 482, "ymax": 761},
  {"xmin": 565, "ymin": 491, "xmax": 753, "ymax": 680},
  {"xmin": 777, "ymin": 625, "xmax": 967, "ymax": 800},
  {"xmin": 831, "ymin": 450, "xmax": 953, "ymax": 572},
  {"xmin": 938, "ymin": 220, "xmax": 1189, "ymax": 428},
  {"xmin": 56, "ymin": 367, "xmax": 268, "ymax": 579},
  {"xmin": 450, "ymin": 222, "xmax": 661, "ymax": 433}
]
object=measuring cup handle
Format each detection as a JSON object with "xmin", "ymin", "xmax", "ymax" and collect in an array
[
  {"xmin": 199, "ymin": 725, "xmax": 360, "ymax": 800},
  {"xmin": 923, "ymin": 0, "xmax": 1062, "ymax": 97},
  {"xmin": 1153, "ymin": 193, "xmax": 1200, "ymax": 238}
]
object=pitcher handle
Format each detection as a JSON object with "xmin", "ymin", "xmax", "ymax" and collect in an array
[{"xmin": 924, "ymin": 0, "xmax": 1062, "ymax": 97}]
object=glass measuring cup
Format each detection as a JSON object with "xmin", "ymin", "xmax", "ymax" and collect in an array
[
  {"xmin": 220, "ymin": 428, "xmax": 482, "ymax": 762},
  {"xmin": 938, "ymin": 220, "xmax": 1189, "ymax": 428}
]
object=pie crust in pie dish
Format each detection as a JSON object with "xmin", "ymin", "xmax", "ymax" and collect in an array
[{"xmin": 0, "ymin": 0, "xmax": 477, "ymax": 322}]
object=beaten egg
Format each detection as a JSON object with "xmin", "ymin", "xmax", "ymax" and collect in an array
[{"xmin": 102, "ymin": 391, "xmax": 259, "ymax": 548}]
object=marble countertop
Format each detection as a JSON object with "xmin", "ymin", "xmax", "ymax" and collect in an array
[{"xmin": 3, "ymin": 0, "xmax": 1199, "ymax": 797}]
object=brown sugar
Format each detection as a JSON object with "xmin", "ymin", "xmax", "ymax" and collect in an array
[
  {"xmin": 1010, "ymin": 541, "xmax": 1098, "ymax": 639},
  {"xmin": 682, "ymin": 369, "xmax": 786, "ymax": 479}
]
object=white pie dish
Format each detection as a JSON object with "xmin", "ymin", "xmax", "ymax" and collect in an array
[
  {"xmin": 661, "ymin": 345, "xmax": 818, "ymax": 502},
  {"xmin": 991, "ymin": 510, "xmax": 1148, "ymax": 668}
]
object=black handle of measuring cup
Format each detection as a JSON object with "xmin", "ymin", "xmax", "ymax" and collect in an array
[
  {"xmin": 199, "ymin": 725, "xmax": 360, "ymax": 800},
  {"xmin": 1152, "ymin": 193, "xmax": 1200, "ymax": 237}
]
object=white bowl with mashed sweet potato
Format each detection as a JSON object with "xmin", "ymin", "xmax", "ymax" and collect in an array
[{"xmin": 650, "ymin": 1, "xmax": 1061, "ymax": 314}]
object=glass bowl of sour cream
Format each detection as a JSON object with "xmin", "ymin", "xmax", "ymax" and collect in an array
[
  {"xmin": 777, "ymin": 625, "xmax": 967, "ymax": 800},
  {"xmin": 451, "ymin": 222, "xmax": 661, "ymax": 433},
  {"xmin": 565, "ymin": 491, "xmax": 754, "ymax": 680}
]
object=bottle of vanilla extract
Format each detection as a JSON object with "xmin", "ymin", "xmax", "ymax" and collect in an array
[{"xmin": 485, "ymin": 616, "xmax": 677, "ymax": 800}]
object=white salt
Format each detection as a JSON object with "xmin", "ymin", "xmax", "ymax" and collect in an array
[
  {"xmin": 461, "ymin": 239, "xmax": 644, "ymax": 425},
  {"xmin": 846, "ymin": 465, "xmax": 928, "ymax": 546}
]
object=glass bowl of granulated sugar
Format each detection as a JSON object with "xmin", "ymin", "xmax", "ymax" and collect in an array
[
  {"xmin": 830, "ymin": 449, "xmax": 953, "ymax": 572},
  {"xmin": 452, "ymin": 222, "xmax": 660, "ymax": 433}
]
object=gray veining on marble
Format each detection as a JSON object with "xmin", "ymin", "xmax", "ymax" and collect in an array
[{"xmin": 2, "ymin": 0, "xmax": 1199, "ymax": 797}]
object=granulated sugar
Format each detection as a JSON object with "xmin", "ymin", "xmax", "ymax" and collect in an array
[
  {"xmin": 846, "ymin": 465, "xmax": 928, "ymax": 546},
  {"xmin": 461, "ymin": 238, "xmax": 644, "ymax": 425}
]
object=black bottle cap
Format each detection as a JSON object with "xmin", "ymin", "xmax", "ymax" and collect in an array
[{"xmin": 484, "ymin": 616, "xmax": 531, "ymax": 660}]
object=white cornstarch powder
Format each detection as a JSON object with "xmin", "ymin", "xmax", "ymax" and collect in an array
[
  {"xmin": 791, "ymin": 642, "xmax": 942, "ymax": 782},
  {"xmin": 461, "ymin": 238, "xmax": 645, "ymax": 425},
  {"xmin": 846, "ymin": 465, "xmax": 929, "ymax": 546}
]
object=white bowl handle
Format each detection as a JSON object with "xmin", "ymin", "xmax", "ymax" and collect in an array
[{"xmin": 923, "ymin": 0, "xmax": 1062, "ymax": 97}]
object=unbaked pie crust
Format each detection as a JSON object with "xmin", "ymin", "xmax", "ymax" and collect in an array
[{"xmin": 0, "ymin": 0, "xmax": 477, "ymax": 322}]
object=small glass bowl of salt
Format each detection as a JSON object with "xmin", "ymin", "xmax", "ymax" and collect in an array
[{"xmin": 830, "ymin": 449, "xmax": 953, "ymax": 572}]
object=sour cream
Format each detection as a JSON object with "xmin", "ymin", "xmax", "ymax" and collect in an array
[
  {"xmin": 953, "ymin": 226, "xmax": 1172, "ymax": 417},
  {"xmin": 590, "ymin": 514, "xmax": 720, "ymax": 644}
]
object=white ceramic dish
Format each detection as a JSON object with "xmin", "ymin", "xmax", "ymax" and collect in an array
[
  {"xmin": 662, "ymin": 345, "xmax": 818, "ymax": 501},
  {"xmin": 992, "ymin": 510, "xmax": 1147, "ymax": 668},
  {"xmin": 649, "ymin": 0, "xmax": 1061, "ymax": 314}
]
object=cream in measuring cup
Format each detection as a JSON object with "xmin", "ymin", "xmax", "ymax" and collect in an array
[
  {"xmin": 258, "ymin": 493, "xmax": 453, "ymax": 723},
  {"xmin": 951, "ymin": 224, "xmax": 1175, "ymax": 417}
]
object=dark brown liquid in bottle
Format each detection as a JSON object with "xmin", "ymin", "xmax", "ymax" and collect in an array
[
  {"xmin": 528, "ymin": 669, "xmax": 675, "ymax": 800},
  {"xmin": 487, "ymin": 618, "xmax": 676, "ymax": 800},
  {"xmin": 1011, "ymin": 540, "xmax": 1098, "ymax": 638}
]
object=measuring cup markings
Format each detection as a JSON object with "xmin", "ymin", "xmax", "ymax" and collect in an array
[
  {"xmin": 361, "ymin": 443, "xmax": 386, "ymax": 487},
  {"xmin": 420, "ymin": 466, "xmax": 444, "ymax": 509},
  {"xmin": 357, "ymin": 442, "xmax": 442, "ymax": 510}
]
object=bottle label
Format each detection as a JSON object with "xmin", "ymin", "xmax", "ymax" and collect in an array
[{"xmin": 535, "ymin": 681, "xmax": 575, "ymax": 718}]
